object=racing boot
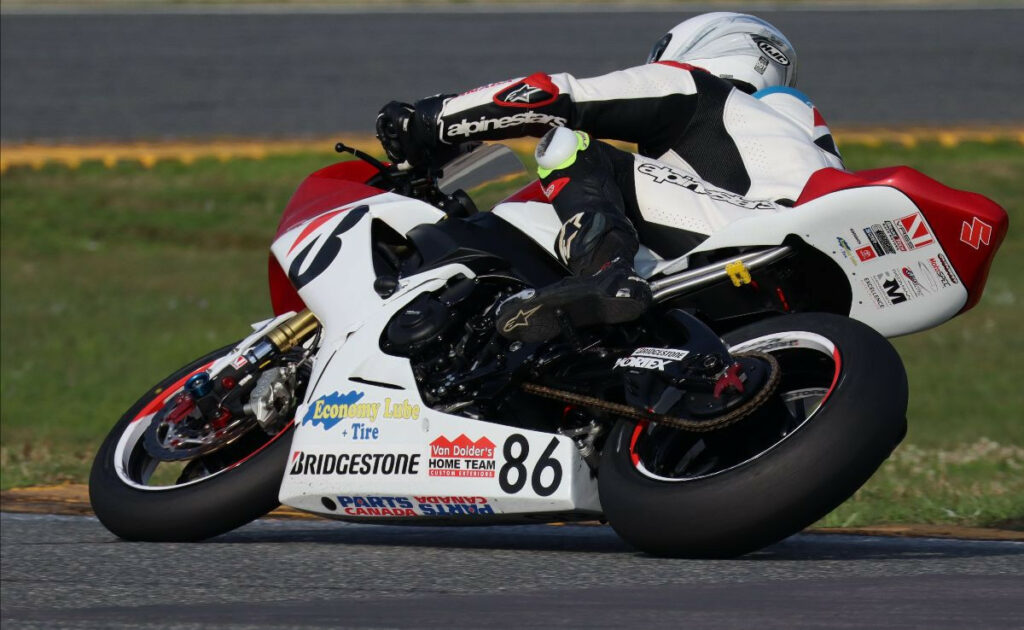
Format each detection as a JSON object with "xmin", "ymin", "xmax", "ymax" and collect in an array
[
  {"xmin": 495, "ymin": 127, "xmax": 652, "ymax": 343},
  {"xmin": 495, "ymin": 256, "xmax": 652, "ymax": 343}
]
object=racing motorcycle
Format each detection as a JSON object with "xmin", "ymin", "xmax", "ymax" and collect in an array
[{"xmin": 89, "ymin": 139, "xmax": 1007, "ymax": 557}]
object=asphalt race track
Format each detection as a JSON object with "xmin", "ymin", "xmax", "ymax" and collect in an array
[
  {"xmin": 1, "ymin": 513, "xmax": 1022, "ymax": 629},
  {"xmin": 2, "ymin": 6, "xmax": 1023, "ymax": 141}
]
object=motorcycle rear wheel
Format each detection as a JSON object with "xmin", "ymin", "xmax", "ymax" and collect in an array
[
  {"xmin": 89, "ymin": 344, "xmax": 294, "ymax": 541},
  {"xmin": 598, "ymin": 312, "xmax": 908, "ymax": 558}
]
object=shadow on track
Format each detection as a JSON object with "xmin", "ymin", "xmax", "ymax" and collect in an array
[{"xmin": 211, "ymin": 519, "xmax": 1023, "ymax": 560}]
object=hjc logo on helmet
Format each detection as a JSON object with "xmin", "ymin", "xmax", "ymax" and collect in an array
[{"xmin": 753, "ymin": 36, "xmax": 790, "ymax": 66}]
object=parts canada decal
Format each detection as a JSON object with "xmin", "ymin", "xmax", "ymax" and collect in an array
[
  {"xmin": 289, "ymin": 451, "xmax": 421, "ymax": 476},
  {"xmin": 332, "ymin": 495, "xmax": 495, "ymax": 517},
  {"xmin": 428, "ymin": 435, "xmax": 497, "ymax": 478}
]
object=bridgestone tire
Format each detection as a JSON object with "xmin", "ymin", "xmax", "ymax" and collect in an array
[
  {"xmin": 89, "ymin": 345, "xmax": 293, "ymax": 542},
  {"xmin": 598, "ymin": 313, "xmax": 908, "ymax": 558}
]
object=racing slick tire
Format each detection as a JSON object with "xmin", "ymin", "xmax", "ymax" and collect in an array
[
  {"xmin": 89, "ymin": 344, "xmax": 294, "ymax": 542},
  {"xmin": 598, "ymin": 312, "xmax": 908, "ymax": 558}
]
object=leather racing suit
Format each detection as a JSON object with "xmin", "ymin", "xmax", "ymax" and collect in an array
[{"xmin": 382, "ymin": 61, "xmax": 844, "ymax": 340}]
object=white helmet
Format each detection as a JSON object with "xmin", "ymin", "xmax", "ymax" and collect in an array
[{"xmin": 646, "ymin": 12, "xmax": 798, "ymax": 93}]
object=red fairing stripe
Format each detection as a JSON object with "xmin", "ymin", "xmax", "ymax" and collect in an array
[
  {"xmin": 286, "ymin": 208, "xmax": 345, "ymax": 255},
  {"xmin": 500, "ymin": 180, "xmax": 548, "ymax": 204},
  {"xmin": 275, "ymin": 160, "xmax": 383, "ymax": 239},
  {"xmin": 269, "ymin": 159, "xmax": 385, "ymax": 314},
  {"xmin": 796, "ymin": 167, "xmax": 1008, "ymax": 313}
]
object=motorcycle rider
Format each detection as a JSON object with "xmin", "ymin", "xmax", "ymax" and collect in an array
[{"xmin": 376, "ymin": 12, "xmax": 844, "ymax": 343}]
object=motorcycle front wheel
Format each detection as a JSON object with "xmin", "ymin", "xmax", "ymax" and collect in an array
[
  {"xmin": 89, "ymin": 344, "xmax": 295, "ymax": 541},
  {"xmin": 598, "ymin": 312, "xmax": 908, "ymax": 558}
]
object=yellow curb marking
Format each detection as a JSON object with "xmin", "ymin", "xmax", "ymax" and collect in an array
[{"xmin": 1, "ymin": 127, "xmax": 1022, "ymax": 175}]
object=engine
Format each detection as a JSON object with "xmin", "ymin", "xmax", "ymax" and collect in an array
[{"xmin": 381, "ymin": 276, "xmax": 514, "ymax": 410}]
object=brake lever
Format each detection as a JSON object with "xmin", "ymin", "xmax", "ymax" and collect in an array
[{"xmin": 335, "ymin": 142, "xmax": 398, "ymax": 187}]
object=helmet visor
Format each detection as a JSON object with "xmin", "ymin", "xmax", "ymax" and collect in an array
[{"xmin": 646, "ymin": 33, "xmax": 672, "ymax": 64}]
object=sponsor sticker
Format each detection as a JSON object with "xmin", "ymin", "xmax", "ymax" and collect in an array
[
  {"xmin": 614, "ymin": 347, "xmax": 689, "ymax": 371},
  {"xmin": 872, "ymin": 224, "xmax": 897, "ymax": 254},
  {"xmin": 960, "ymin": 217, "xmax": 993, "ymax": 250},
  {"xmin": 937, "ymin": 253, "xmax": 960, "ymax": 284},
  {"xmin": 429, "ymin": 434, "xmax": 497, "ymax": 478},
  {"xmin": 898, "ymin": 213, "xmax": 935, "ymax": 249},
  {"xmin": 856, "ymin": 246, "xmax": 877, "ymax": 262},
  {"xmin": 302, "ymin": 392, "xmax": 421, "ymax": 430},
  {"xmin": 916, "ymin": 261, "xmax": 941, "ymax": 291},
  {"xmin": 901, "ymin": 266, "xmax": 930, "ymax": 295},
  {"xmin": 333, "ymin": 495, "xmax": 495, "ymax": 517},
  {"xmin": 289, "ymin": 451, "xmax": 421, "ymax": 476},
  {"xmin": 883, "ymin": 221, "xmax": 909, "ymax": 252},
  {"xmin": 837, "ymin": 237, "xmax": 858, "ymax": 266},
  {"xmin": 862, "ymin": 277, "xmax": 887, "ymax": 309},
  {"xmin": 929, "ymin": 257, "xmax": 953, "ymax": 287}
]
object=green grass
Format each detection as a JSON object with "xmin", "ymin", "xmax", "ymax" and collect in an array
[{"xmin": 2, "ymin": 141, "xmax": 1021, "ymax": 528}]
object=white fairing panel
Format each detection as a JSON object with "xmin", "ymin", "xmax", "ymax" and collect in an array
[
  {"xmin": 270, "ymin": 195, "xmax": 600, "ymax": 520},
  {"xmin": 492, "ymin": 200, "xmax": 561, "ymax": 259},
  {"xmin": 688, "ymin": 186, "xmax": 968, "ymax": 337}
]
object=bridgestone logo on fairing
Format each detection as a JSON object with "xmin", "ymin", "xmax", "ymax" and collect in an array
[
  {"xmin": 289, "ymin": 451, "xmax": 420, "ymax": 476},
  {"xmin": 445, "ymin": 112, "xmax": 567, "ymax": 138},
  {"xmin": 636, "ymin": 162, "xmax": 777, "ymax": 210}
]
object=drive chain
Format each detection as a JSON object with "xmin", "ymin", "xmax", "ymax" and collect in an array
[{"xmin": 522, "ymin": 352, "xmax": 781, "ymax": 432}]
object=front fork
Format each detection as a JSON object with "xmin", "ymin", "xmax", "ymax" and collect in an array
[{"xmin": 188, "ymin": 310, "xmax": 322, "ymax": 423}]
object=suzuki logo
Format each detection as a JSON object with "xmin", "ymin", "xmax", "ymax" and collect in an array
[{"xmin": 960, "ymin": 217, "xmax": 993, "ymax": 250}]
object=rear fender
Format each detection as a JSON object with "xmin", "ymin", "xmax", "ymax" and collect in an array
[
  {"xmin": 687, "ymin": 185, "xmax": 973, "ymax": 337},
  {"xmin": 798, "ymin": 167, "xmax": 1008, "ymax": 312}
]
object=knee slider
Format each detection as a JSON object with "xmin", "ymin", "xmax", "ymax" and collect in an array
[{"xmin": 536, "ymin": 127, "xmax": 591, "ymax": 178}]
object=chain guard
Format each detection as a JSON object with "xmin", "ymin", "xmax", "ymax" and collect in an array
[{"xmin": 523, "ymin": 352, "xmax": 781, "ymax": 432}]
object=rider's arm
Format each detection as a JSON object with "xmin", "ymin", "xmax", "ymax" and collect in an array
[{"xmin": 425, "ymin": 62, "xmax": 706, "ymax": 151}]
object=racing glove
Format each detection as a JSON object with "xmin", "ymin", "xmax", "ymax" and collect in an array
[{"xmin": 375, "ymin": 95, "xmax": 452, "ymax": 167}]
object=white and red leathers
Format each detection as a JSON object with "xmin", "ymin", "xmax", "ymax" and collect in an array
[
  {"xmin": 433, "ymin": 62, "xmax": 843, "ymax": 205},
  {"xmin": 385, "ymin": 61, "xmax": 845, "ymax": 341}
]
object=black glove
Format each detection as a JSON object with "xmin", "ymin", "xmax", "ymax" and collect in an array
[
  {"xmin": 376, "ymin": 101, "xmax": 417, "ymax": 164},
  {"xmin": 375, "ymin": 95, "xmax": 453, "ymax": 167}
]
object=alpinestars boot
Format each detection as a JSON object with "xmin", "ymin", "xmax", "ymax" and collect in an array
[{"xmin": 495, "ymin": 258, "xmax": 652, "ymax": 343}]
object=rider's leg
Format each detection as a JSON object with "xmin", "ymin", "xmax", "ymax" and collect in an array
[{"xmin": 495, "ymin": 127, "xmax": 652, "ymax": 343}]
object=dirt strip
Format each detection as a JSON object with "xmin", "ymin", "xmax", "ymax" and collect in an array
[
  {"xmin": 4, "ymin": 483, "xmax": 1021, "ymax": 542},
  {"xmin": 3, "ymin": 126, "xmax": 1023, "ymax": 174}
]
